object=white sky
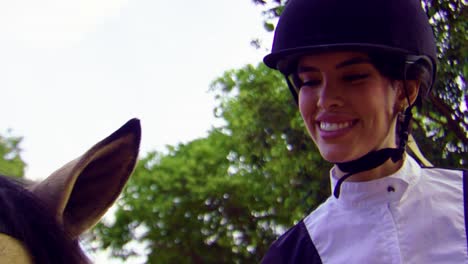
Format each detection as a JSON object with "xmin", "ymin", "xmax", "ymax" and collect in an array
[{"xmin": 0, "ymin": 0, "xmax": 273, "ymax": 182}]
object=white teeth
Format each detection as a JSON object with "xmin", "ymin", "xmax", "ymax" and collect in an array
[{"xmin": 319, "ymin": 121, "xmax": 353, "ymax": 131}]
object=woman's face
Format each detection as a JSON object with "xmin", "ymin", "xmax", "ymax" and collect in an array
[{"xmin": 296, "ymin": 51, "xmax": 403, "ymax": 163}]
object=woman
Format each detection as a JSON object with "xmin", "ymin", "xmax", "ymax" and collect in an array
[{"xmin": 261, "ymin": 0, "xmax": 467, "ymax": 263}]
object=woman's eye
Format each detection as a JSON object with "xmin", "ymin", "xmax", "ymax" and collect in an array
[
  {"xmin": 291, "ymin": 74, "xmax": 321, "ymax": 92},
  {"xmin": 342, "ymin": 73, "xmax": 369, "ymax": 82},
  {"xmin": 301, "ymin": 79, "xmax": 322, "ymax": 88}
]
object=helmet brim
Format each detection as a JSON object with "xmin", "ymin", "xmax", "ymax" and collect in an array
[{"xmin": 264, "ymin": 43, "xmax": 413, "ymax": 74}]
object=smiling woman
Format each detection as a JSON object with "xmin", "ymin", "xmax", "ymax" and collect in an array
[
  {"xmin": 261, "ymin": 0, "xmax": 468, "ymax": 263},
  {"xmin": 296, "ymin": 52, "xmax": 408, "ymax": 169}
]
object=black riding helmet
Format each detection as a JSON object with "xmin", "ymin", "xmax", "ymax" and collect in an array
[
  {"xmin": 263, "ymin": 0, "xmax": 438, "ymax": 198},
  {"xmin": 264, "ymin": 0, "xmax": 437, "ymax": 103}
]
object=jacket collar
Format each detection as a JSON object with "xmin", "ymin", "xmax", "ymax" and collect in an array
[{"xmin": 329, "ymin": 155, "xmax": 421, "ymax": 207}]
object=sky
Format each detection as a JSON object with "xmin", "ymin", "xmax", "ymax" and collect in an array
[
  {"xmin": 0, "ymin": 0, "xmax": 273, "ymax": 262},
  {"xmin": 0, "ymin": 0, "xmax": 273, "ymax": 182}
]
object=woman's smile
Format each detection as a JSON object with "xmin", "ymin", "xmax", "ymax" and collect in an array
[
  {"xmin": 315, "ymin": 113, "xmax": 359, "ymax": 140},
  {"xmin": 317, "ymin": 119, "xmax": 358, "ymax": 139},
  {"xmin": 319, "ymin": 121, "xmax": 354, "ymax": 132}
]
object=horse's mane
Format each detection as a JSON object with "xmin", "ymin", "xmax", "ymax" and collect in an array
[{"xmin": 0, "ymin": 175, "xmax": 90, "ymax": 263}]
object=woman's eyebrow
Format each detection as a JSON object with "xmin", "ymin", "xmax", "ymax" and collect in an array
[
  {"xmin": 297, "ymin": 65, "xmax": 320, "ymax": 73},
  {"xmin": 336, "ymin": 57, "xmax": 372, "ymax": 69}
]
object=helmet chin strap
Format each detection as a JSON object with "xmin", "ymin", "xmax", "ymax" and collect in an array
[
  {"xmin": 333, "ymin": 106, "xmax": 414, "ymax": 199},
  {"xmin": 333, "ymin": 148, "xmax": 404, "ymax": 198}
]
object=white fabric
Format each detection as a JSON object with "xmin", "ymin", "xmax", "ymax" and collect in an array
[{"xmin": 304, "ymin": 156, "xmax": 467, "ymax": 264}]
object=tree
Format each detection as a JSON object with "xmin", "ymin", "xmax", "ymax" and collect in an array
[
  {"xmin": 253, "ymin": 0, "xmax": 467, "ymax": 166},
  {"xmin": 92, "ymin": 63, "xmax": 330, "ymax": 263},
  {"xmin": 0, "ymin": 130, "xmax": 26, "ymax": 178},
  {"xmin": 414, "ymin": 0, "xmax": 467, "ymax": 166}
]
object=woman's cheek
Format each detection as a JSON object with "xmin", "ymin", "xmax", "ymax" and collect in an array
[
  {"xmin": 298, "ymin": 95, "xmax": 318, "ymax": 140},
  {"xmin": 298, "ymin": 89, "xmax": 317, "ymax": 114}
]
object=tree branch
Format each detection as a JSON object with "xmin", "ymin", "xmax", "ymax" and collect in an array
[{"xmin": 429, "ymin": 94, "xmax": 468, "ymax": 146}]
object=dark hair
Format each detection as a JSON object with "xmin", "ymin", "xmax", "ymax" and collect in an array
[
  {"xmin": 369, "ymin": 52, "xmax": 433, "ymax": 106},
  {"xmin": 0, "ymin": 175, "xmax": 90, "ymax": 264}
]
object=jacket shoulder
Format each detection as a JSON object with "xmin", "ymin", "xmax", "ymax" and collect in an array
[{"xmin": 261, "ymin": 220, "xmax": 322, "ymax": 264}]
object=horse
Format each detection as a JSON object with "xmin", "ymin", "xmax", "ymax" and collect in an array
[{"xmin": 0, "ymin": 118, "xmax": 141, "ymax": 263}]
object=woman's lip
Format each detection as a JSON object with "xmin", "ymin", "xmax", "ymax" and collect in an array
[
  {"xmin": 316, "ymin": 120, "xmax": 358, "ymax": 139},
  {"xmin": 316, "ymin": 112, "xmax": 357, "ymax": 123}
]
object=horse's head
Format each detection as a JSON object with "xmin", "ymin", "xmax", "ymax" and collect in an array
[{"xmin": 0, "ymin": 118, "xmax": 141, "ymax": 263}]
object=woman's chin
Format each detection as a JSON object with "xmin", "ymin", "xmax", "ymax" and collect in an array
[{"xmin": 319, "ymin": 148, "xmax": 363, "ymax": 164}]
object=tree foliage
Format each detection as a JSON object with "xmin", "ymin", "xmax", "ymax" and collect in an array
[
  {"xmin": 92, "ymin": 64, "xmax": 330, "ymax": 263},
  {"xmin": 414, "ymin": 0, "xmax": 467, "ymax": 166},
  {"xmin": 0, "ymin": 130, "xmax": 25, "ymax": 178},
  {"xmin": 254, "ymin": 0, "xmax": 467, "ymax": 166}
]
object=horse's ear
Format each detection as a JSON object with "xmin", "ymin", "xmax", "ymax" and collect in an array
[{"xmin": 28, "ymin": 118, "xmax": 141, "ymax": 239}]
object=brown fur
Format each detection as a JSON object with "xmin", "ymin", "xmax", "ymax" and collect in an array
[{"xmin": 0, "ymin": 118, "xmax": 141, "ymax": 263}]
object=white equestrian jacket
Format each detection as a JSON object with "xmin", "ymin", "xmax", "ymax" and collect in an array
[{"xmin": 262, "ymin": 156, "xmax": 468, "ymax": 263}]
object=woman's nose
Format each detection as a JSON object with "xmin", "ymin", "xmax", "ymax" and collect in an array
[{"xmin": 316, "ymin": 79, "xmax": 343, "ymax": 110}]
